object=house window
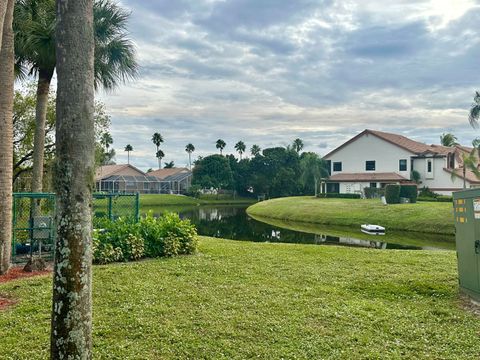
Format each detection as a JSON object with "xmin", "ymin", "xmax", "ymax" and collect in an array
[
  {"xmin": 370, "ymin": 182, "xmax": 377, "ymax": 188},
  {"xmin": 399, "ymin": 159, "xmax": 407, "ymax": 171},
  {"xmin": 333, "ymin": 162, "xmax": 342, "ymax": 172},
  {"xmin": 448, "ymin": 154, "xmax": 454, "ymax": 169},
  {"xmin": 365, "ymin": 160, "xmax": 375, "ymax": 171},
  {"xmin": 327, "ymin": 183, "xmax": 340, "ymax": 193},
  {"xmin": 427, "ymin": 161, "xmax": 432, "ymax": 173},
  {"xmin": 326, "ymin": 160, "xmax": 332, "ymax": 175}
]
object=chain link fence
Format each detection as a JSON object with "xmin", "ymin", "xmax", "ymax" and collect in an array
[{"xmin": 12, "ymin": 192, "xmax": 139, "ymax": 263}]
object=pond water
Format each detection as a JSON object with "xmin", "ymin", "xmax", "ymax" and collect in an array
[{"xmin": 152, "ymin": 205, "xmax": 455, "ymax": 251}]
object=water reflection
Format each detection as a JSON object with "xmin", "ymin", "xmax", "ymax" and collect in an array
[{"xmin": 152, "ymin": 205, "xmax": 454, "ymax": 251}]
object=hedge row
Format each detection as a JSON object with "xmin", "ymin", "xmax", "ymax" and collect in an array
[
  {"xmin": 385, "ymin": 184, "xmax": 418, "ymax": 204},
  {"xmin": 93, "ymin": 212, "xmax": 198, "ymax": 264},
  {"xmin": 417, "ymin": 196, "xmax": 453, "ymax": 203},
  {"xmin": 317, "ymin": 193, "xmax": 362, "ymax": 199}
]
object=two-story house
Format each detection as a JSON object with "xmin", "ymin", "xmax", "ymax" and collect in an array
[{"xmin": 323, "ymin": 129, "xmax": 480, "ymax": 195}]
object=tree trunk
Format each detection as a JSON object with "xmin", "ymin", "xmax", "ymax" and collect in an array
[
  {"xmin": 50, "ymin": 0, "xmax": 95, "ymax": 359},
  {"xmin": 31, "ymin": 69, "xmax": 54, "ymax": 192},
  {"xmin": 0, "ymin": 0, "xmax": 7, "ymax": 50},
  {"xmin": 463, "ymin": 167, "xmax": 466, "ymax": 189},
  {"xmin": 189, "ymin": 153, "xmax": 191, "ymax": 170},
  {"xmin": 0, "ymin": 0, "xmax": 14, "ymax": 275},
  {"xmin": 314, "ymin": 178, "xmax": 318, "ymax": 197}
]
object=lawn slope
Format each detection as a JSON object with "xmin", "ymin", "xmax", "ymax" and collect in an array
[
  {"xmin": 247, "ymin": 197, "xmax": 454, "ymax": 235},
  {"xmin": 0, "ymin": 237, "xmax": 478, "ymax": 359}
]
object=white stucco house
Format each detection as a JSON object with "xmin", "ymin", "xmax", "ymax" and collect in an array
[{"xmin": 323, "ymin": 129, "xmax": 480, "ymax": 195}]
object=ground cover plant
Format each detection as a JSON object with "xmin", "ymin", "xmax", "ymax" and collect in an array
[
  {"xmin": 247, "ymin": 196, "xmax": 454, "ymax": 235},
  {"xmin": 0, "ymin": 237, "xmax": 479, "ymax": 359}
]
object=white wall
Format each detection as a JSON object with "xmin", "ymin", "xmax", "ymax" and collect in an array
[
  {"xmin": 326, "ymin": 133, "xmax": 413, "ymax": 178},
  {"xmin": 412, "ymin": 157, "xmax": 464, "ymax": 194}
]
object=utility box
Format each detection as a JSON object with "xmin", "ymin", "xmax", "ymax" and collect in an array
[{"xmin": 453, "ymin": 189, "xmax": 480, "ymax": 302}]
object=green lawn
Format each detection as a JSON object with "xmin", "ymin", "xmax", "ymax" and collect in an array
[
  {"xmin": 140, "ymin": 194, "xmax": 255, "ymax": 209},
  {"xmin": 1, "ymin": 237, "xmax": 479, "ymax": 359},
  {"xmin": 247, "ymin": 197, "xmax": 454, "ymax": 235}
]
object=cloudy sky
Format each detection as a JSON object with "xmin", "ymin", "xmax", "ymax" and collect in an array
[{"xmin": 99, "ymin": 0, "xmax": 480, "ymax": 170}]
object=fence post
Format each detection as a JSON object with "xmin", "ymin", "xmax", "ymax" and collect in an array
[
  {"xmin": 108, "ymin": 195, "xmax": 113, "ymax": 221},
  {"xmin": 11, "ymin": 194, "xmax": 17, "ymax": 258},
  {"xmin": 135, "ymin": 192, "xmax": 140, "ymax": 222}
]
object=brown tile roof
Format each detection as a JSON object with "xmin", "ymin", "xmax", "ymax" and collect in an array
[
  {"xmin": 324, "ymin": 129, "xmax": 454, "ymax": 158},
  {"xmin": 328, "ymin": 172, "xmax": 409, "ymax": 182},
  {"xmin": 95, "ymin": 164, "xmax": 145, "ymax": 181},
  {"xmin": 148, "ymin": 167, "xmax": 190, "ymax": 180},
  {"xmin": 443, "ymin": 168, "xmax": 480, "ymax": 184}
]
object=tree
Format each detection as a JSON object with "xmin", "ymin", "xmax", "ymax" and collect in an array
[
  {"xmin": 235, "ymin": 141, "xmax": 246, "ymax": 160},
  {"xmin": 164, "ymin": 160, "xmax": 174, "ymax": 168},
  {"xmin": 459, "ymin": 151, "xmax": 480, "ymax": 189},
  {"xmin": 156, "ymin": 149, "xmax": 164, "ymax": 167},
  {"xmin": 185, "ymin": 143, "xmax": 195, "ymax": 170},
  {"xmin": 250, "ymin": 144, "xmax": 261, "ymax": 157},
  {"xmin": 0, "ymin": 0, "xmax": 15, "ymax": 274},
  {"xmin": 440, "ymin": 133, "xmax": 458, "ymax": 147},
  {"xmin": 100, "ymin": 132, "xmax": 113, "ymax": 152},
  {"xmin": 14, "ymin": 0, "xmax": 138, "ymax": 192},
  {"xmin": 469, "ymin": 91, "xmax": 480, "ymax": 128},
  {"xmin": 192, "ymin": 154, "xmax": 233, "ymax": 189},
  {"xmin": 152, "ymin": 132, "xmax": 163, "ymax": 169},
  {"xmin": 124, "ymin": 144, "xmax": 133, "ymax": 164},
  {"xmin": 51, "ymin": 0, "xmax": 95, "ymax": 357},
  {"xmin": 292, "ymin": 138, "xmax": 304, "ymax": 153},
  {"xmin": 12, "ymin": 87, "xmax": 113, "ymax": 188},
  {"xmin": 300, "ymin": 153, "xmax": 329, "ymax": 197},
  {"xmin": 473, "ymin": 138, "xmax": 480, "ymax": 159},
  {"xmin": 216, "ymin": 139, "xmax": 226, "ymax": 155}
]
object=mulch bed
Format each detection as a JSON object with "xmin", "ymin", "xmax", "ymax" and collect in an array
[{"xmin": 0, "ymin": 266, "xmax": 51, "ymax": 284}]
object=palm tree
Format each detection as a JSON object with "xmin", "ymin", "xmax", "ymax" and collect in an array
[
  {"xmin": 152, "ymin": 132, "xmax": 163, "ymax": 168},
  {"xmin": 250, "ymin": 144, "xmax": 261, "ymax": 157},
  {"xmin": 164, "ymin": 160, "xmax": 174, "ymax": 168},
  {"xmin": 451, "ymin": 150, "xmax": 480, "ymax": 189},
  {"xmin": 156, "ymin": 149, "xmax": 164, "ymax": 167},
  {"xmin": 14, "ymin": 0, "xmax": 138, "ymax": 192},
  {"xmin": 185, "ymin": 143, "xmax": 195, "ymax": 170},
  {"xmin": 124, "ymin": 144, "xmax": 133, "ymax": 164},
  {"xmin": 100, "ymin": 132, "xmax": 113, "ymax": 152},
  {"xmin": 473, "ymin": 138, "xmax": 480, "ymax": 159},
  {"xmin": 469, "ymin": 91, "xmax": 480, "ymax": 128},
  {"xmin": 292, "ymin": 138, "xmax": 304, "ymax": 153},
  {"xmin": 300, "ymin": 153, "xmax": 329, "ymax": 196},
  {"xmin": 440, "ymin": 133, "xmax": 458, "ymax": 147},
  {"xmin": 0, "ymin": 0, "xmax": 15, "ymax": 275},
  {"xmin": 235, "ymin": 141, "xmax": 246, "ymax": 160},
  {"xmin": 216, "ymin": 139, "xmax": 226, "ymax": 155},
  {"xmin": 51, "ymin": 0, "xmax": 95, "ymax": 357}
]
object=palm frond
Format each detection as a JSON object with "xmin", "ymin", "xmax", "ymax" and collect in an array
[{"xmin": 469, "ymin": 91, "xmax": 480, "ymax": 128}]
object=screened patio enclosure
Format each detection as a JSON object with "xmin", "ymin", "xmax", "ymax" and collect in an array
[
  {"xmin": 96, "ymin": 174, "xmax": 161, "ymax": 194},
  {"xmin": 96, "ymin": 172, "xmax": 192, "ymax": 194}
]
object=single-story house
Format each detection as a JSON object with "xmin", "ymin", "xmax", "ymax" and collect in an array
[
  {"xmin": 95, "ymin": 164, "xmax": 161, "ymax": 194},
  {"xmin": 323, "ymin": 129, "xmax": 480, "ymax": 195},
  {"xmin": 148, "ymin": 167, "xmax": 193, "ymax": 194}
]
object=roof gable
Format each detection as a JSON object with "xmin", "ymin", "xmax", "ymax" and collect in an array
[
  {"xmin": 95, "ymin": 164, "xmax": 146, "ymax": 181},
  {"xmin": 324, "ymin": 129, "xmax": 453, "ymax": 159}
]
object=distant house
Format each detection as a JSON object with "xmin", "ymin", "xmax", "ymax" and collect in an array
[
  {"xmin": 148, "ymin": 167, "xmax": 193, "ymax": 194},
  {"xmin": 323, "ymin": 129, "xmax": 480, "ymax": 195},
  {"xmin": 95, "ymin": 164, "xmax": 161, "ymax": 194}
]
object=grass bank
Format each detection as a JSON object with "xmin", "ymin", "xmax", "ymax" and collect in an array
[
  {"xmin": 0, "ymin": 237, "xmax": 478, "ymax": 359},
  {"xmin": 140, "ymin": 194, "xmax": 255, "ymax": 210},
  {"xmin": 247, "ymin": 197, "xmax": 454, "ymax": 235}
]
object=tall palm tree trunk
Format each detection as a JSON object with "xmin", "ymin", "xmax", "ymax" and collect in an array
[
  {"xmin": 463, "ymin": 167, "xmax": 466, "ymax": 189},
  {"xmin": 189, "ymin": 152, "xmax": 192, "ymax": 170},
  {"xmin": 50, "ymin": 0, "xmax": 94, "ymax": 358},
  {"xmin": 31, "ymin": 68, "xmax": 54, "ymax": 192},
  {"xmin": 0, "ymin": 0, "xmax": 14, "ymax": 275}
]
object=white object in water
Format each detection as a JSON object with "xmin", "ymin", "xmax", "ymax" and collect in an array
[{"xmin": 361, "ymin": 224, "xmax": 385, "ymax": 235}]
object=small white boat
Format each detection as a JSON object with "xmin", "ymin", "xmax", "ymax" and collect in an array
[{"xmin": 361, "ymin": 224, "xmax": 385, "ymax": 235}]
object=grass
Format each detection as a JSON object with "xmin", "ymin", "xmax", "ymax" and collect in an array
[
  {"xmin": 140, "ymin": 194, "xmax": 256, "ymax": 209},
  {"xmin": 1, "ymin": 237, "xmax": 479, "ymax": 359},
  {"xmin": 247, "ymin": 197, "xmax": 454, "ymax": 235}
]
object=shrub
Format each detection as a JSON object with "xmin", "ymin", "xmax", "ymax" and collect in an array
[
  {"xmin": 92, "ymin": 212, "xmax": 198, "ymax": 264},
  {"xmin": 185, "ymin": 185, "xmax": 202, "ymax": 198},
  {"xmin": 399, "ymin": 185, "xmax": 418, "ymax": 203},
  {"xmin": 418, "ymin": 195, "xmax": 453, "ymax": 203},
  {"xmin": 364, "ymin": 187, "xmax": 385, "ymax": 199},
  {"xmin": 385, "ymin": 185, "xmax": 401, "ymax": 204},
  {"xmin": 418, "ymin": 186, "xmax": 437, "ymax": 198},
  {"xmin": 317, "ymin": 193, "xmax": 361, "ymax": 199},
  {"xmin": 141, "ymin": 212, "xmax": 198, "ymax": 257}
]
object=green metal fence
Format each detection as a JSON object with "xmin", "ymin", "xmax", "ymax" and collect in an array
[
  {"xmin": 92, "ymin": 193, "xmax": 140, "ymax": 221},
  {"xmin": 12, "ymin": 192, "xmax": 139, "ymax": 262},
  {"xmin": 12, "ymin": 193, "xmax": 56, "ymax": 263}
]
